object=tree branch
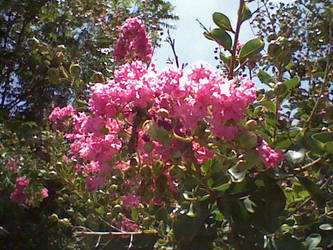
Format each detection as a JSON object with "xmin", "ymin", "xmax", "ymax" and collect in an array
[{"xmin": 228, "ymin": 0, "xmax": 245, "ymax": 79}]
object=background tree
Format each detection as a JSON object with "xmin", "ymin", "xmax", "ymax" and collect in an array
[
  {"xmin": 0, "ymin": 0, "xmax": 177, "ymax": 121},
  {"xmin": 0, "ymin": 1, "xmax": 176, "ymax": 249}
]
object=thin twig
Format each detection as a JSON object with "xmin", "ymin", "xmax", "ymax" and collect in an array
[
  {"xmin": 294, "ymin": 157, "xmax": 323, "ymax": 173},
  {"xmin": 166, "ymin": 30, "xmax": 179, "ymax": 68},
  {"xmin": 229, "ymin": 0, "xmax": 245, "ymax": 79},
  {"xmin": 73, "ymin": 230, "xmax": 157, "ymax": 237},
  {"xmin": 273, "ymin": 65, "xmax": 284, "ymax": 141},
  {"xmin": 305, "ymin": 21, "xmax": 332, "ymax": 129}
]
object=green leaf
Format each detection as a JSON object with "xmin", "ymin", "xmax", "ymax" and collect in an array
[
  {"xmin": 219, "ymin": 52, "xmax": 231, "ymax": 65},
  {"xmin": 213, "ymin": 182, "xmax": 231, "ymax": 192},
  {"xmin": 202, "ymin": 160, "xmax": 213, "ymax": 174},
  {"xmin": 95, "ymin": 206, "xmax": 105, "ymax": 215},
  {"xmin": 286, "ymin": 149, "xmax": 305, "ymax": 164},
  {"xmin": 258, "ymin": 70, "xmax": 274, "ymax": 87},
  {"xmin": 204, "ymin": 28, "xmax": 232, "ymax": 50},
  {"xmin": 275, "ymin": 138, "xmax": 292, "ymax": 149},
  {"xmin": 239, "ymin": 38, "xmax": 264, "ymax": 58},
  {"xmin": 312, "ymin": 132, "xmax": 333, "ymax": 154},
  {"xmin": 312, "ymin": 132, "xmax": 333, "ymax": 143},
  {"xmin": 241, "ymin": 4, "xmax": 252, "ymax": 23},
  {"xmin": 284, "ymin": 77, "xmax": 300, "ymax": 89},
  {"xmin": 305, "ymin": 233, "xmax": 321, "ymax": 249},
  {"xmin": 298, "ymin": 177, "xmax": 327, "ymax": 206},
  {"xmin": 243, "ymin": 197, "xmax": 256, "ymax": 213},
  {"xmin": 173, "ymin": 202, "xmax": 209, "ymax": 243},
  {"xmin": 251, "ymin": 176, "xmax": 286, "ymax": 233},
  {"xmin": 297, "ymin": 133, "xmax": 325, "ymax": 154},
  {"xmin": 260, "ymin": 100, "xmax": 276, "ymax": 112},
  {"xmin": 319, "ymin": 223, "xmax": 333, "ymax": 231},
  {"xmin": 325, "ymin": 141, "xmax": 333, "ymax": 154},
  {"xmin": 228, "ymin": 165, "xmax": 246, "ymax": 182},
  {"xmin": 275, "ymin": 235, "xmax": 306, "ymax": 250},
  {"xmin": 213, "ymin": 12, "xmax": 233, "ymax": 31},
  {"xmin": 131, "ymin": 208, "xmax": 139, "ymax": 220},
  {"xmin": 76, "ymin": 99, "xmax": 88, "ymax": 108}
]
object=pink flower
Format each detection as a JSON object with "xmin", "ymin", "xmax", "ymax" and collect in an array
[
  {"xmin": 256, "ymin": 140, "xmax": 285, "ymax": 168},
  {"xmin": 114, "ymin": 17, "xmax": 153, "ymax": 63},
  {"xmin": 49, "ymin": 105, "xmax": 75, "ymax": 122},
  {"xmin": 121, "ymin": 217, "xmax": 138, "ymax": 232},
  {"xmin": 122, "ymin": 194, "xmax": 141, "ymax": 209},
  {"xmin": 192, "ymin": 142, "xmax": 216, "ymax": 164},
  {"xmin": 10, "ymin": 176, "xmax": 30, "ymax": 204},
  {"xmin": 6, "ymin": 159, "xmax": 17, "ymax": 173},
  {"xmin": 41, "ymin": 188, "xmax": 49, "ymax": 199},
  {"xmin": 236, "ymin": 42, "xmax": 244, "ymax": 51},
  {"xmin": 86, "ymin": 175, "xmax": 105, "ymax": 191}
]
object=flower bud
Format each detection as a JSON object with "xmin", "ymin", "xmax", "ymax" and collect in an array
[
  {"xmin": 124, "ymin": 166, "xmax": 137, "ymax": 178},
  {"xmin": 70, "ymin": 63, "xmax": 81, "ymax": 78},
  {"xmin": 169, "ymin": 165, "xmax": 185, "ymax": 179},
  {"xmin": 139, "ymin": 165, "xmax": 152, "ymax": 179},
  {"xmin": 244, "ymin": 120, "xmax": 257, "ymax": 131},
  {"xmin": 237, "ymin": 130, "xmax": 258, "ymax": 149},
  {"xmin": 91, "ymin": 71, "xmax": 105, "ymax": 83},
  {"xmin": 49, "ymin": 213, "xmax": 59, "ymax": 223}
]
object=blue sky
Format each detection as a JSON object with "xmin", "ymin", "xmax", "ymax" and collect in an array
[
  {"xmin": 153, "ymin": 0, "xmax": 255, "ymax": 70},
  {"xmin": 153, "ymin": 0, "xmax": 294, "ymax": 71}
]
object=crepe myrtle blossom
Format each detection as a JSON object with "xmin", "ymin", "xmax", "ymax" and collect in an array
[
  {"xmin": 48, "ymin": 105, "xmax": 75, "ymax": 122},
  {"xmin": 114, "ymin": 17, "xmax": 153, "ymax": 63},
  {"xmin": 49, "ymin": 17, "xmax": 257, "ymax": 197},
  {"xmin": 10, "ymin": 176, "xmax": 30, "ymax": 204},
  {"xmin": 49, "ymin": 61, "xmax": 256, "ymax": 193},
  {"xmin": 122, "ymin": 194, "xmax": 141, "ymax": 209},
  {"xmin": 256, "ymin": 139, "xmax": 285, "ymax": 168}
]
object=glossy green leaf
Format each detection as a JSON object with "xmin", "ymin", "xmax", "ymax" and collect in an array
[
  {"xmin": 239, "ymin": 38, "xmax": 264, "ymax": 58},
  {"xmin": 173, "ymin": 201, "xmax": 209, "ymax": 243},
  {"xmin": 243, "ymin": 198, "xmax": 256, "ymax": 213},
  {"xmin": 275, "ymin": 235, "xmax": 306, "ymax": 249},
  {"xmin": 213, "ymin": 12, "xmax": 233, "ymax": 31},
  {"xmin": 298, "ymin": 177, "xmax": 327, "ymax": 206},
  {"xmin": 312, "ymin": 132, "xmax": 333, "ymax": 143},
  {"xmin": 247, "ymin": 175, "xmax": 287, "ymax": 233},
  {"xmin": 258, "ymin": 70, "xmax": 274, "ymax": 87},
  {"xmin": 204, "ymin": 28, "xmax": 232, "ymax": 50},
  {"xmin": 284, "ymin": 77, "xmax": 300, "ymax": 89},
  {"xmin": 305, "ymin": 233, "xmax": 322, "ymax": 249},
  {"xmin": 241, "ymin": 4, "xmax": 252, "ymax": 23},
  {"xmin": 213, "ymin": 182, "xmax": 231, "ymax": 192},
  {"xmin": 220, "ymin": 52, "xmax": 231, "ymax": 65},
  {"xmin": 275, "ymin": 138, "xmax": 293, "ymax": 149},
  {"xmin": 228, "ymin": 165, "xmax": 246, "ymax": 182},
  {"xmin": 286, "ymin": 149, "xmax": 305, "ymax": 164},
  {"xmin": 312, "ymin": 132, "xmax": 333, "ymax": 154},
  {"xmin": 260, "ymin": 100, "xmax": 276, "ymax": 112},
  {"xmin": 325, "ymin": 141, "xmax": 333, "ymax": 154},
  {"xmin": 319, "ymin": 223, "xmax": 333, "ymax": 231}
]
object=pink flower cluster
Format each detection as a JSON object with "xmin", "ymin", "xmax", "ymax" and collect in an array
[
  {"xmin": 114, "ymin": 17, "xmax": 153, "ymax": 63},
  {"xmin": 122, "ymin": 194, "xmax": 141, "ymax": 209},
  {"xmin": 10, "ymin": 176, "xmax": 49, "ymax": 204},
  {"xmin": 121, "ymin": 217, "xmax": 138, "ymax": 232},
  {"xmin": 50, "ymin": 61, "xmax": 256, "ymax": 192},
  {"xmin": 10, "ymin": 176, "xmax": 29, "ymax": 204},
  {"xmin": 6, "ymin": 158, "xmax": 18, "ymax": 173},
  {"xmin": 49, "ymin": 105, "xmax": 75, "ymax": 129},
  {"xmin": 49, "ymin": 105, "xmax": 75, "ymax": 122},
  {"xmin": 256, "ymin": 140, "xmax": 285, "ymax": 168},
  {"xmin": 49, "ymin": 17, "xmax": 257, "ymax": 201},
  {"xmin": 192, "ymin": 142, "xmax": 216, "ymax": 164}
]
